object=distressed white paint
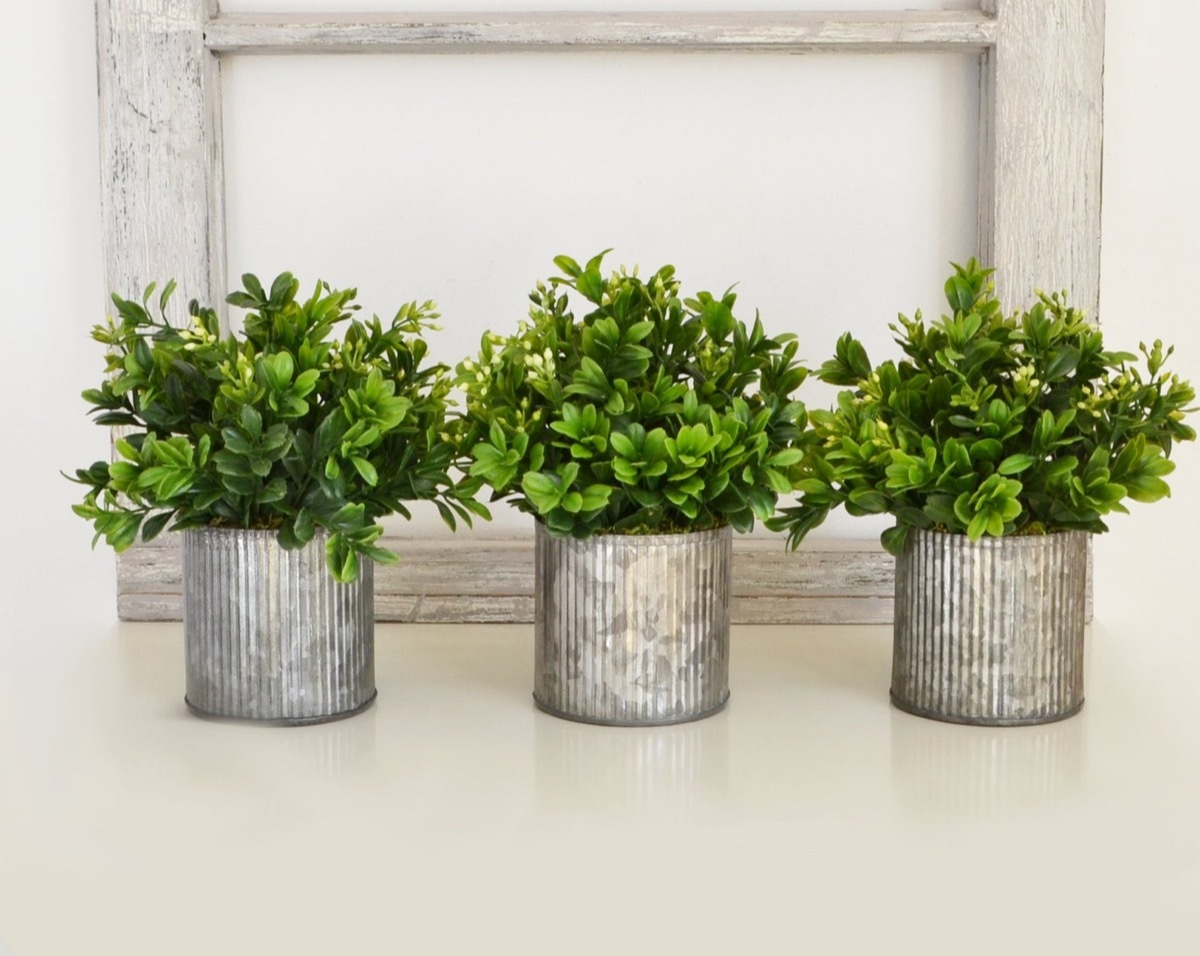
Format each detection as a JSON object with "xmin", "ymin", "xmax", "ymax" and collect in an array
[
  {"xmin": 118, "ymin": 535, "xmax": 894, "ymax": 624},
  {"xmin": 204, "ymin": 11, "xmax": 997, "ymax": 55},
  {"xmin": 96, "ymin": 0, "xmax": 226, "ymax": 315},
  {"xmin": 99, "ymin": 0, "xmax": 228, "ymax": 611},
  {"xmin": 978, "ymin": 0, "xmax": 1105, "ymax": 316},
  {"xmin": 100, "ymin": 1, "xmax": 1104, "ymax": 623}
]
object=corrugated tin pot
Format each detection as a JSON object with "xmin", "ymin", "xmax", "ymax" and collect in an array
[
  {"xmin": 182, "ymin": 527, "xmax": 376, "ymax": 725},
  {"xmin": 892, "ymin": 528, "xmax": 1088, "ymax": 726},
  {"xmin": 534, "ymin": 522, "xmax": 732, "ymax": 726}
]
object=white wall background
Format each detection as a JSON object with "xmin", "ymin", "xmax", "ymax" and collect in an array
[
  {"xmin": 219, "ymin": 0, "xmax": 980, "ymax": 536},
  {"xmin": 0, "ymin": 0, "xmax": 1195, "ymax": 632}
]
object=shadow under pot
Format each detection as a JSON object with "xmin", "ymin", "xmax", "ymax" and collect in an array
[
  {"xmin": 891, "ymin": 528, "xmax": 1088, "ymax": 726},
  {"xmin": 182, "ymin": 527, "xmax": 376, "ymax": 725},
  {"xmin": 533, "ymin": 522, "xmax": 732, "ymax": 726}
]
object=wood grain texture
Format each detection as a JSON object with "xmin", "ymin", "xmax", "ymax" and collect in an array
[
  {"xmin": 97, "ymin": 0, "xmax": 226, "ymax": 313},
  {"xmin": 99, "ymin": 3, "xmax": 1105, "ymax": 626},
  {"xmin": 203, "ymin": 10, "xmax": 997, "ymax": 55},
  {"xmin": 98, "ymin": 0, "xmax": 229, "ymax": 604},
  {"xmin": 978, "ymin": 0, "xmax": 1105, "ymax": 317},
  {"xmin": 116, "ymin": 534, "xmax": 1092, "ymax": 626}
]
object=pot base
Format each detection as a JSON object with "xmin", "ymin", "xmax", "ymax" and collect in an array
[
  {"xmin": 889, "ymin": 692, "xmax": 1084, "ymax": 727},
  {"xmin": 533, "ymin": 692, "xmax": 730, "ymax": 727},
  {"xmin": 184, "ymin": 690, "xmax": 378, "ymax": 727}
]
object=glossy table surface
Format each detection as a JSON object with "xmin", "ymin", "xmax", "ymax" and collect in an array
[{"xmin": 1, "ymin": 608, "xmax": 1197, "ymax": 954}]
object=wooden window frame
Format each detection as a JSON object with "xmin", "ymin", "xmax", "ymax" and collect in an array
[{"xmin": 97, "ymin": 1, "xmax": 1104, "ymax": 623}]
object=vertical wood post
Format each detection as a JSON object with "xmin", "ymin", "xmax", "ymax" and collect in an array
[
  {"xmin": 96, "ymin": 0, "xmax": 225, "ymax": 320},
  {"xmin": 96, "ymin": 0, "xmax": 226, "ymax": 612},
  {"xmin": 979, "ymin": 0, "xmax": 1105, "ymax": 316}
]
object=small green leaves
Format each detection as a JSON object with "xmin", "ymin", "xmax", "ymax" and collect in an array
[
  {"xmin": 953, "ymin": 474, "xmax": 1023, "ymax": 539},
  {"xmin": 70, "ymin": 272, "xmax": 483, "ymax": 581},
  {"xmin": 458, "ymin": 252, "xmax": 813, "ymax": 537},
  {"xmin": 521, "ymin": 471, "xmax": 567, "ymax": 514},
  {"xmin": 770, "ymin": 258, "xmax": 1196, "ymax": 549}
]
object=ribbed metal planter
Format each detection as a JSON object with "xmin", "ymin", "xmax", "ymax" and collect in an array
[
  {"xmin": 892, "ymin": 529, "xmax": 1088, "ymax": 726},
  {"xmin": 182, "ymin": 527, "xmax": 376, "ymax": 725},
  {"xmin": 534, "ymin": 523, "xmax": 732, "ymax": 726}
]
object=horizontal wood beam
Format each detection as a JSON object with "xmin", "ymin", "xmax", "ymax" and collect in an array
[
  {"xmin": 204, "ymin": 11, "xmax": 998, "ymax": 56},
  {"xmin": 117, "ymin": 530, "xmax": 1094, "ymax": 628},
  {"xmin": 119, "ymin": 535, "xmax": 896, "ymax": 625},
  {"xmin": 114, "ymin": 533, "xmax": 1096, "ymax": 626}
]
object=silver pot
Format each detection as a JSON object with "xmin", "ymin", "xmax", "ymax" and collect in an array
[
  {"xmin": 892, "ymin": 528, "xmax": 1088, "ymax": 725},
  {"xmin": 533, "ymin": 523, "xmax": 732, "ymax": 725},
  {"xmin": 182, "ymin": 527, "xmax": 376, "ymax": 725}
]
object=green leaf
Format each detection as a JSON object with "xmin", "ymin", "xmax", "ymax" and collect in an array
[
  {"xmin": 339, "ymin": 550, "xmax": 360, "ymax": 583},
  {"xmin": 350, "ymin": 456, "xmax": 378, "ymax": 486},
  {"xmin": 240, "ymin": 405, "xmax": 262, "ymax": 440},
  {"xmin": 625, "ymin": 321, "xmax": 655, "ymax": 344},
  {"xmin": 767, "ymin": 448, "xmax": 804, "ymax": 468},
  {"xmin": 267, "ymin": 352, "xmax": 294, "ymax": 390},
  {"xmin": 560, "ymin": 492, "xmax": 583, "ymax": 514},
  {"xmin": 880, "ymin": 525, "xmax": 909, "ymax": 557},
  {"xmin": 141, "ymin": 512, "xmax": 173, "ymax": 542},
  {"xmin": 1043, "ymin": 346, "xmax": 1081, "ymax": 381},
  {"xmin": 241, "ymin": 273, "xmax": 266, "ymax": 302},
  {"xmin": 847, "ymin": 488, "xmax": 888, "ymax": 513},
  {"xmin": 945, "ymin": 275, "xmax": 975, "ymax": 315},
  {"xmin": 629, "ymin": 488, "xmax": 662, "ymax": 508},
  {"xmin": 576, "ymin": 267, "xmax": 605, "ymax": 304},
  {"xmin": 997, "ymin": 453, "xmax": 1037, "ymax": 476},
  {"xmin": 610, "ymin": 433, "xmax": 637, "ymax": 458},
  {"xmin": 923, "ymin": 496, "xmax": 959, "ymax": 529},
  {"xmin": 765, "ymin": 468, "xmax": 792, "ymax": 495},
  {"xmin": 970, "ymin": 439, "xmax": 1003, "ymax": 462},
  {"xmin": 553, "ymin": 255, "xmax": 582, "ymax": 278},
  {"xmin": 521, "ymin": 472, "xmax": 563, "ymax": 513},
  {"xmin": 578, "ymin": 485, "xmax": 613, "ymax": 512},
  {"xmin": 1125, "ymin": 475, "xmax": 1171, "ymax": 503},
  {"xmin": 221, "ymin": 428, "xmax": 255, "ymax": 456},
  {"xmin": 700, "ymin": 301, "xmax": 734, "ymax": 341}
]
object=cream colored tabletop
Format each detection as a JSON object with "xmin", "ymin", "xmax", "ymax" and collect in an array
[{"xmin": 1, "ymin": 610, "xmax": 1197, "ymax": 954}]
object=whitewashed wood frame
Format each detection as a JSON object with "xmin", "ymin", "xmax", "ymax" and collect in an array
[{"xmin": 97, "ymin": 1, "xmax": 1105, "ymax": 624}]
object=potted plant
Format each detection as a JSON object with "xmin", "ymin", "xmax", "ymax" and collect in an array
[
  {"xmin": 70, "ymin": 274, "xmax": 484, "ymax": 724},
  {"xmin": 457, "ymin": 251, "xmax": 810, "ymax": 725},
  {"xmin": 769, "ymin": 260, "xmax": 1195, "ymax": 725}
]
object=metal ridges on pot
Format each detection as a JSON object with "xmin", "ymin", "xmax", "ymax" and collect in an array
[
  {"xmin": 183, "ymin": 528, "xmax": 375, "ymax": 722},
  {"xmin": 534, "ymin": 525, "xmax": 731, "ymax": 724},
  {"xmin": 892, "ymin": 530, "xmax": 1087, "ymax": 725}
]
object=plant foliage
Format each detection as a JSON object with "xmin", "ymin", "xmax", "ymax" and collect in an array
[
  {"xmin": 456, "ymin": 251, "xmax": 811, "ymax": 537},
  {"xmin": 70, "ymin": 274, "xmax": 485, "ymax": 581},
  {"xmin": 768, "ymin": 260, "xmax": 1196, "ymax": 555}
]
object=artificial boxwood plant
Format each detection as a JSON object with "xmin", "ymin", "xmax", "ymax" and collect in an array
[
  {"xmin": 70, "ymin": 273, "xmax": 485, "ymax": 581},
  {"xmin": 768, "ymin": 259, "xmax": 1196, "ymax": 554},
  {"xmin": 455, "ymin": 251, "xmax": 811, "ymax": 537}
]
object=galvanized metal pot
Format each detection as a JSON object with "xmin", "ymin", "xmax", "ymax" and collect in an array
[
  {"xmin": 892, "ymin": 529, "xmax": 1088, "ymax": 726},
  {"xmin": 534, "ymin": 523, "xmax": 732, "ymax": 726},
  {"xmin": 182, "ymin": 527, "xmax": 376, "ymax": 725}
]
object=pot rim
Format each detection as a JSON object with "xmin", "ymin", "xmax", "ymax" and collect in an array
[
  {"xmin": 183, "ymin": 524, "xmax": 326, "ymax": 539},
  {"xmin": 534, "ymin": 519, "xmax": 731, "ymax": 547},
  {"xmin": 904, "ymin": 526, "xmax": 1090, "ymax": 547}
]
